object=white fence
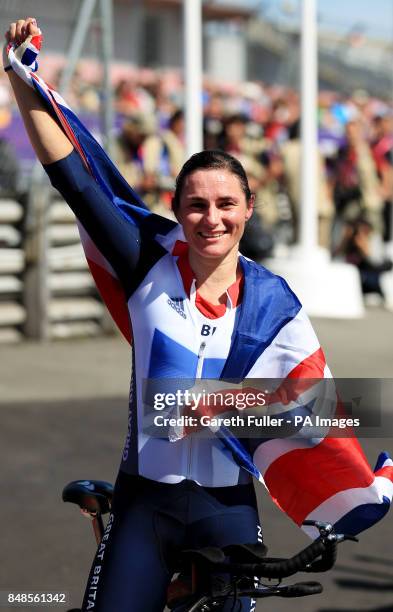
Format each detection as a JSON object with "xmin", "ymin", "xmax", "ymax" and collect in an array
[
  {"xmin": 0, "ymin": 198, "xmax": 26, "ymax": 342},
  {"xmin": 47, "ymin": 195, "xmax": 106, "ymax": 339},
  {"xmin": 0, "ymin": 184, "xmax": 111, "ymax": 343}
]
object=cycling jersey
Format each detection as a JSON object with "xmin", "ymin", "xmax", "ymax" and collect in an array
[{"xmin": 45, "ymin": 150, "xmax": 325, "ymax": 489}]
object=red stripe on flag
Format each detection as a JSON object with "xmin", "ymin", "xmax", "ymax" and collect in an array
[
  {"xmin": 30, "ymin": 34, "xmax": 43, "ymax": 51},
  {"xmin": 375, "ymin": 465, "xmax": 393, "ymax": 480},
  {"xmin": 287, "ymin": 347, "xmax": 326, "ymax": 378},
  {"xmin": 264, "ymin": 436, "xmax": 374, "ymax": 524},
  {"xmin": 86, "ymin": 258, "xmax": 132, "ymax": 344},
  {"xmin": 264, "ymin": 347, "xmax": 327, "ymax": 407}
]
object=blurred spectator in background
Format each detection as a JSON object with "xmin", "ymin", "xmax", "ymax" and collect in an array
[
  {"xmin": 203, "ymin": 92, "xmax": 225, "ymax": 150},
  {"xmin": 69, "ymin": 68, "xmax": 101, "ymax": 113},
  {"xmin": 115, "ymin": 77, "xmax": 155, "ymax": 116},
  {"xmin": 219, "ymin": 113, "xmax": 249, "ymax": 156},
  {"xmin": 264, "ymin": 95, "xmax": 299, "ymax": 145},
  {"xmin": 331, "ymin": 117, "xmax": 383, "ymax": 241},
  {"xmin": 113, "ymin": 113, "xmax": 157, "ymax": 197},
  {"xmin": 280, "ymin": 119, "xmax": 334, "ymax": 248},
  {"xmin": 334, "ymin": 217, "xmax": 392, "ymax": 299},
  {"xmin": 0, "ymin": 72, "xmax": 12, "ymax": 125},
  {"xmin": 239, "ymin": 155, "xmax": 273, "ymax": 260},
  {"xmin": 143, "ymin": 109, "xmax": 184, "ymax": 218},
  {"xmin": 257, "ymin": 148, "xmax": 294, "ymax": 248},
  {"xmin": 371, "ymin": 111, "xmax": 393, "ymax": 242},
  {"xmin": 144, "ymin": 109, "xmax": 185, "ymax": 183},
  {"xmin": 219, "ymin": 113, "xmax": 268, "ymax": 158},
  {"xmin": 0, "ymin": 137, "xmax": 20, "ymax": 197},
  {"xmin": 0, "ymin": 72, "xmax": 22, "ymax": 197}
]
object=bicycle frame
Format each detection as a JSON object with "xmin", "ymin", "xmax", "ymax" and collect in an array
[{"xmin": 62, "ymin": 480, "xmax": 357, "ymax": 612}]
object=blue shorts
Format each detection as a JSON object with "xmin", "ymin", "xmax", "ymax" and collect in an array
[{"xmin": 82, "ymin": 472, "xmax": 262, "ymax": 611}]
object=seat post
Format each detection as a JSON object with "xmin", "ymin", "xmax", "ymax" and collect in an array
[
  {"xmin": 92, "ymin": 514, "xmax": 105, "ymax": 545},
  {"xmin": 80, "ymin": 508, "xmax": 105, "ymax": 545}
]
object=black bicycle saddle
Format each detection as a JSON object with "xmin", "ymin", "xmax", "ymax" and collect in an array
[{"xmin": 62, "ymin": 480, "xmax": 114, "ymax": 514}]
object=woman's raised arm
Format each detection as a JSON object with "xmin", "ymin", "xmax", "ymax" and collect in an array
[{"xmin": 4, "ymin": 18, "xmax": 73, "ymax": 164}]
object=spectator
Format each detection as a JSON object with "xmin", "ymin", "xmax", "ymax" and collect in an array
[
  {"xmin": 280, "ymin": 119, "xmax": 334, "ymax": 248},
  {"xmin": 203, "ymin": 93, "xmax": 225, "ymax": 150},
  {"xmin": 371, "ymin": 112, "xmax": 393, "ymax": 241},
  {"xmin": 219, "ymin": 113, "xmax": 249, "ymax": 156},
  {"xmin": 219, "ymin": 113, "xmax": 269, "ymax": 159},
  {"xmin": 143, "ymin": 109, "xmax": 185, "ymax": 217},
  {"xmin": 67, "ymin": 68, "xmax": 101, "ymax": 112},
  {"xmin": 115, "ymin": 77, "xmax": 155, "ymax": 116},
  {"xmin": 331, "ymin": 117, "xmax": 383, "ymax": 246},
  {"xmin": 144, "ymin": 109, "xmax": 185, "ymax": 184},
  {"xmin": 334, "ymin": 217, "xmax": 392, "ymax": 298},
  {"xmin": 0, "ymin": 137, "xmax": 20, "ymax": 196},
  {"xmin": 238, "ymin": 155, "xmax": 273, "ymax": 260},
  {"xmin": 112, "ymin": 114, "xmax": 157, "ymax": 196}
]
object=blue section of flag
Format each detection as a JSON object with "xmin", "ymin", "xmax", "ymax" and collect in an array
[
  {"xmin": 21, "ymin": 48, "xmax": 38, "ymax": 68},
  {"xmin": 202, "ymin": 358, "xmax": 226, "ymax": 378},
  {"xmin": 333, "ymin": 498, "xmax": 391, "ymax": 536},
  {"xmin": 374, "ymin": 451, "xmax": 390, "ymax": 471},
  {"xmin": 216, "ymin": 426, "xmax": 261, "ymax": 481}
]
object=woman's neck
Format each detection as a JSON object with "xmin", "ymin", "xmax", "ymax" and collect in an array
[{"xmin": 188, "ymin": 247, "xmax": 241, "ymax": 305}]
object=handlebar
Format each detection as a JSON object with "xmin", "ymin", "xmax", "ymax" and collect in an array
[
  {"xmin": 217, "ymin": 537, "xmax": 327, "ymax": 579},
  {"xmin": 253, "ymin": 537, "xmax": 329, "ymax": 578},
  {"xmin": 231, "ymin": 581, "xmax": 324, "ymax": 600},
  {"xmin": 279, "ymin": 581, "xmax": 323, "ymax": 597},
  {"xmin": 184, "ymin": 521, "xmax": 358, "ymax": 581}
]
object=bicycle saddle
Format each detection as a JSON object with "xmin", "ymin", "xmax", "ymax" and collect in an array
[
  {"xmin": 62, "ymin": 480, "xmax": 114, "ymax": 515},
  {"xmin": 223, "ymin": 542, "xmax": 268, "ymax": 563}
]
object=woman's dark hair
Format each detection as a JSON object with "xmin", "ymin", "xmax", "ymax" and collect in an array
[{"xmin": 172, "ymin": 150, "xmax": 252, "ymax": 211}]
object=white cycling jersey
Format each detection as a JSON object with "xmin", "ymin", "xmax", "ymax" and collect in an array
[{"xmin": 46, "ymin": 150, "xmax": 324, "ymax": 487}]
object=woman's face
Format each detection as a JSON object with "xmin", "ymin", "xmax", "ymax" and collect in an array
[{"xmin": 175, "ymin": 168, "xmax": 253, "ymax": 261}]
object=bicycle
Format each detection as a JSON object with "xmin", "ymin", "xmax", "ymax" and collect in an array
[{"xmin": 62, "ymin": 479, "xmax": 358, "ymax": 612}]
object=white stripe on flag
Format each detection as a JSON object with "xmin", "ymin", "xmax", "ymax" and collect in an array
[{"xmin": 303, "ymin": 475, "xmax": 393, "ymax": 538}]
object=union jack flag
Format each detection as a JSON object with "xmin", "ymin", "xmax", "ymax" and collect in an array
[{"xmin": 6, "ymin": 35, "xmax": 393, "ymax": 539}]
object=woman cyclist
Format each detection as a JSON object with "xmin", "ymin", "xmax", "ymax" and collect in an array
[{"xmin": 5, "ymin": 17, "xmax": 329, "ymax": 612}]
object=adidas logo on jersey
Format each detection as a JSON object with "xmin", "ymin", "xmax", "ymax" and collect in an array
[{"xmin": 167, "ymin": 296, "xmax": 187, "ymax": 319}]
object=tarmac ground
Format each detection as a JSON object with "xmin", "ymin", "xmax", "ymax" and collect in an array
[{"xmin": 1, "ymin": 307, "xmax": 393, "ymax": 611}]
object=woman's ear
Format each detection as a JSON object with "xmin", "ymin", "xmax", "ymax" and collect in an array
[{"xmin": 245, "ymin": 193, "xmax": 255, "ymax": 221}]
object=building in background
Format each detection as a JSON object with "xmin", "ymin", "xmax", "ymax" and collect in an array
[
  {"xmin": 247, "ymin": 17, "xmax": 393, "ymax": 98},
  {"xmin": 0, "ymin": 0, "xmax": 253, "ymax": 83},
  {"xmin": 1, "ymin": 0, "xmax": 391, "ymax": 95}
]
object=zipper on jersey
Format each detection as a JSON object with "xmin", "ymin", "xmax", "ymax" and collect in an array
[
  {"xmin": 187, "ymin": 340, "xmax": 207, "ymax": 478},
  {"xmin": 196, "ymin": 341, "xmax": 207, "ymax": 377}
]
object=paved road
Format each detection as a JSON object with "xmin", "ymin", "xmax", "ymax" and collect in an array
[{"xmin": 1, "ymin": 308, "xmax": 393, "ymax": 611}]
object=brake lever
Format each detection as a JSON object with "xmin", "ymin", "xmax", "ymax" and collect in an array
[
  {"xmin": 302, "ymin": 521, "xmax": 359, "ymax": 544},
  {"xmin": 302, "ymin": 520, "xmax": 333, "ymax": 537},
  {"xmin": 335, "ymin": 534, "xmax": 359, "ymax": 543}
]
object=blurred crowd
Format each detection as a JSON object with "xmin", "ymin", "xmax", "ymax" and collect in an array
[{"xmin": 1, "ymin": 66, "xmax": 393, "ymax": 298}]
